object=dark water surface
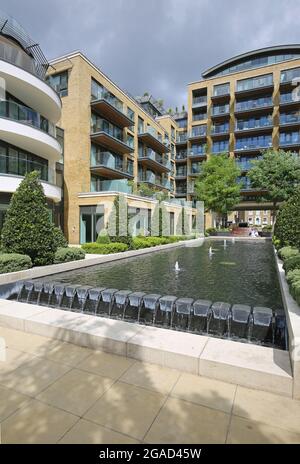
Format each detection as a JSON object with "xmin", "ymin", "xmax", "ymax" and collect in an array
[{"xmin": 47, "ymin": 240, "xmax": 283, "ymax": 311}]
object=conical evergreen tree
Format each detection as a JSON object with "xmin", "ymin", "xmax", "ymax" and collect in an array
[{"xmin": 1, "ymin": 171, "xmax": 56, "ymax": 265}]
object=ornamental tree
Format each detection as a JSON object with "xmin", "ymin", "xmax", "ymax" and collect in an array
[
  {"xmin": 194, "ymin": 153, "xmax": 241, "ymax": 226},
  {"xmin": 248, "ymin": 149, "xmax": 300, "ymax": 227},
  {"xmin": 1, "ymin": 171, "xmax": 56, "ymax": 265}
]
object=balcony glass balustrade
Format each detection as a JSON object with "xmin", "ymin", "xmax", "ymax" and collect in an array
[
  {"xmin": 139, "ymin": 149, "xmax": 171, "ymax": 170},
  {"xmin": 91, "ymin": 177, "xmax": 132, "ymax": 194},
  {"xmin": 190, "ymin": 125, "xmax": 207, "ymax": 138},
  {"xmin": 281, "ymin": 67, "xmax": 300, "ymax": 84},
  {"xmin": 189, "ymin": 145, "xmax": 206, "ymax": 156},
  {"xmin": 213, "ymin": 83, "xmax": 230, "ymax": 96},
  {"xmin": 280, "ymin": 112, "xmax": 300, "ymax": 125},
  {"xmin": 192, "ymin": 96, "xmax": 207, "ymax": 106},
  {"xmin": 0, "ymin": 100, "xmax": 56, "ymax": 137},
  {"xmin": 235, "ymin": 135, "xmax": 272, "ymax": 151},
  {"xmin": 176, "ymin": 151, "xmax": 188, "ymax": 160},
  {"xmin": 91, "ymin": 114, "xmax": 127, "ymax": 142},
  {"xmin": 211, "ymin": 122, "xmax": 229, "ymax": 134},
  {"xmin": 212, "ymin": 141, "xmax": 229, "ymax": 153},
  {"xmin": 192, "ymin": 112, "xmax": 207, "ymax": 121},
  {"xmin": 189, "ymin": 163, "xmax": 202, "ymax": 175},
  {"xmin": 279, "ymin": 131, "xmax": 300, "ymax": 146},
  {"xmin": 235, "ymin": 156, "xmax": 262, "ymax": 171},
  {"xmin": 176, "ymin": 167, "xmax": 187, "ymax": 177},
  {"xmin": 238, "ymin": 176, "xmax": 252, "ymax": 190},
  {"xmin": 212, "ymin": 104, "xmax": 230, "ymax": 116},
  {"xmin": 236, "ymin": 74, "xmax": 273, "ymax": 92},
  {"xmin": 91, "ymin": 79, "xmax": 124, "ymax": 113},
  {"xmin": 280, "ymin": 91, "xmax": 300, "ymax": 105},
  {"xmin": 235, "ymin": 96, "xmax": 273, "ymax": 112},
  {"xmin": 176, "ymin": 133, "xmax": 188, "ymax": 143},
  {"xmin": 90, "ymin": 150, "xmax": 133, "ymax": 175},
  {"xmin": 235, "ymin": 115, "xmax": 273, "ymax": 131}
]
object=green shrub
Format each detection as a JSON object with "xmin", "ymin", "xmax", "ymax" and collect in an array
[
  {"xmin": 81, "ymin": 242, "xmax": 128, "ymax": 254},
  {"xmin": 272, "ymin": 235, "xmax": 281, "ymax": 250},
  {"xmin": 1, "ymin": 172, "xmax": 56, "ymax": 266},
  {"xmin": 0, "ymin": 253, "xmax": 32, "ymax": 274},
  {"xmin": 206, "ymin": 227, "xmax": 217, "ymax": 235},
  {"xmin": 54, "ymin": 247, "xmax": 85, "ymax": 264},
  {"xmin": 278, "ymin": 246, "xmax": 300, "ymax": 261},
  {"xmin": 96, "ymin": 230, "xmax": 110, "ymax": 244},
  {"xmin": 274, "ymin": 187, "xmax": 300, "ymax": 249},
  {"xmin": 53, "ymin": 227, "xmax": 68, "ymax": 249},
  {"xmin": 286, "ymin": 269, "xmax": 300, "ymax": 285},
  {"xmin": 110, "ymin": 235, "xmax": 134, "ymax": 249},
  {"xmin": 283, "ymin": 255, "xmax": 300, "ymax": 272},
  {"xmin": 290, "ymin": 279, "xmax": 300, "ymax": 305}
]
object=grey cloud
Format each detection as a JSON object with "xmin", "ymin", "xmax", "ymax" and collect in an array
[{"xmin": 1, "ymin": 0, "xmax": 300, "ymax": 108}]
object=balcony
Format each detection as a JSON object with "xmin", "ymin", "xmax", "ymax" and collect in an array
[
  {"xmin": 138, "ymin": 127, "xmax": 169, "ymax": 153},
  {"xmin": 235, "ymin": 98, "xmax": 273, "ymax": 117},
  {"xmin": 210, "ymin": 124, "xmax": 229, "ymax": 139},
  {"xmin": 91, "ymin": 95, "xmax": 133, "ymax": 128},
  {"xmin": 188, "ymin": 165, "xmax": 202, "ymax": 176},
  {"xmin": 175, "ymin": 168, "xmax": 187, "ymax": 179},
  {"xmin": 279, "ymin": 114, "xmax": 300, "ymax": 130},
  {"xmin": 175, "ymin": 186, "xmax": 187, "ymax": 196},
  {"xmin": 175, "ymin": 151, "xmax": 188, "ymax": 162},
  {"xmin": 279, "ymin": 133, "xmax": 300, "ymax": 149},
  {"xmin": 211, "ymin": 85, "xmax": 230, "ymax": 104},
  {"xmin": 280, "ymin": 68, "xmax": 300, "ymax": 90},
  {"xmin": 188, "ymin": 148, "xmax": 206, "ymax": 159},
  {"xmin": 138, "ymin": 172, "xmax": 170, "ymax": 190},
  {"xmin": 189, "ymin": 126, "xmax": 207, "ymax": 140},
  {"xmin": 176, "ymin": 133, "xmax": 188, "ymax": 145},
  {"xmin": 279, "ymin": 92, "xmax": 300, "ymax": 110},
  {"xmin": 235, "ymin": 119, "xmax": 273, "ymax": 136},
  {"xmin": 235, "ymin": 158, "xmax": 261, "ymax": 172},
  {"xmin": 91, "ymin": 178, "xmax": 132, "ymax": 194},
  {"xmin": 235, "ymin": 76, "xmax": 274, "ymax": 97},
  {"xmin": 235, "ymin": 138, "xmax": 272, "ymax": 153},
  {"xmin": 211, "ymin": 104, "xmax": 230, "ymax": 120},
  {"xmin": 91, "ymin": 123, "xmax": 134, "ymax": 155},
  {"xmin": 90, "ymin": 151, "xmax": 134, "ymax": 178},
  {"xmin": 138, "ymin": 149, "xmax": 171, "ymax": 173},
  {"xmin": 192, "ymin": 96, "xmax": 207, "ymax": 108}
]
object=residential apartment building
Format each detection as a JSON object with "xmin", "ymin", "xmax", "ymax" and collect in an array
[
  {"xmin": 0, "ymin": 12, "xmax": 63, "ymax": 230},
  {"xmin": 47, "ymin": 52, "xmax": 196, "ymax": 245},
  {"xmin": 181, "ymin": 45, "xmax": 300, "ymax": 226}
]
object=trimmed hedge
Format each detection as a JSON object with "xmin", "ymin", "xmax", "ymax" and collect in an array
[
  {"xmin": 283, "ymin": 255, "xmax": 300, "ymax": 272},
  {"xmin": 54, "ymin": 247, "xmax": 85, "ymax": 264},
  {"xmin": 278, "ymin": 246, "xmax": 300, "ymax": 261},
  {"xmin": 0, "ymin": 253, "xmax": 32, "ymax": 274},
  {"xmin": 132, "ymin": 236, "xmax": 187, "ymax": 249},
  {"xmin": 290, "ymin": 279, "xmax": 300, "ymax": 305},
  {"xmin": 81, "ymin": 242, "xmax": 128, "ymax": 254}
]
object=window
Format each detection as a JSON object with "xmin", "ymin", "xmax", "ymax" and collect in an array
[
  {"xmin": 0, "ymin": 141, "xmax": 49, "ymax": 181},
  {"xmin": 127, "ymin": 133, "xmax": 134, "ymax": 149},
  {"xmin": 212, "ymin": 140, "xmax": 229, "ymax": 153},
  {"xmin": 138, "ymin": 117, "xmax": 144, "ymax": 134},
  {"xmin": 127, "ymin": 107, "xmax": 135, "ymax": 132},
  {"xmin": 281, "ymin": 67, "xmax": 300, "ymax": 83},
  {"xmin": 47, "ymin": 71, "xmax": 68, "ymax": 97},
  {"xmin": 171, "ymin": 126, "xmax": 175, "ymax": 140}
]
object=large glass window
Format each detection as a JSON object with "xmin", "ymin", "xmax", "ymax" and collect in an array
[
  {"xmin": 211, "ymin": 122, "xmax": 229, "ymax": 134},
  {"xmin": 91, "ymin": 113, "xmax": 124, "ymax": 141},
  {"xmin": 236, "ymin": 74, "xmax": 273, "ymax": 92},
  {"xmin": 190, "ymin": 143, "xmax": 206, "ymax": 155},
  {"xmin": 191, "ymin": 125, "xmax": 207, "ymax": 137},
  {"xmin": 212, "ymin": 104, "xmax": 229, "ymax": 116},
  {"xmin": 280, "ymin": 111, "xmax": 300, "ymax": 124},
  {"xmin": 279, "ymin": 131, "xmax": 300, "ymax": 145},
  {"xmin": 0, "ymin": 141, "xmax": 49, "ymax": 181},
  {"xmin": 138, "ymin": 117, "xmax": 144, "ymax": 134},
  {"xmin": 91, "ymin": 78, "xmax": 123, "ymax": 112},
  {"xmin": 47, "ymin": 72, "xmax": 68, "ymax": 97}
]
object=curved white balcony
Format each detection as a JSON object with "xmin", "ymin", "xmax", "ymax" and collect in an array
[
  {"xmin": 0, "ymin": 59, "xmax": 61, "ymax": 123},
  {"xmin": 0, "ymin": 174, "xmax": 62, "ymax": 203},
  {"xmin": 0, "ymin": 117, "xmax": 62, "ymax": 162}
]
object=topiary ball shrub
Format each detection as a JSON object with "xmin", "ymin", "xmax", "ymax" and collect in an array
[
  {"xmin": 53, "ymin": 227, "xmax": 68, "ymax": 249},
  {"xmin": 96, "ymin": 230, "xmax": 111, "ymax": 244},
  {"xmin": 0, "ymin": 253, "xmax": 32, "ymax": 274},
  {"xmin": 1, "ymin": 172, "xmax": 57, "ymax": 266},
  {"xmin": 283, "ymin": 255, "xmax": 300, "ymax": 272},
  {"xmin": 274, "ymin": 187, "xmax": 300, "ymax": 249},
  {"xmin": 278, "ymin": 246, "xmax": 300, "ymax": 261},
  {"xmin": 54, "ymin": 247, "xmax": 85, "ymax": 264}
]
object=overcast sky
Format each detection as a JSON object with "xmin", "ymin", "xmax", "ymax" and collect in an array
[{"xmin": 2, "ymin": 0, "xmax": 300, "ymax": 108}]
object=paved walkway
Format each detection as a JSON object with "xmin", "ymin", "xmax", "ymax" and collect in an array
[{"xmin": 0, "ymin": 325, "xmax": 300, "ymax": 444}]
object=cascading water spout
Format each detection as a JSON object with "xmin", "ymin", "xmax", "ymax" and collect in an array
[
  {"xmin": 75, "ymin": 286, "xmax": 92, "ymax": 312},
  {"xmin": 174, "ymin": 261, "xmax": 180, "ymax": 272},
  {"xmin": 25, "ymin": 281, "xmax": 34, "ymax": 303},
  {"xmin": 173, "ymin": 298, "xmax": 194, "ymax": 331},
  {"xmin": 110, "ymin": 290, "xmax": 131, "ymax": 319},
  {"xmin": 54, "ymin": 283, "xmax": 66, "ymax": 307},
  {"xmin": 34, "ymin": 281, "xmax": 44, "ymax": 305},
  {"xmin": 140, "ymin": 294, "xmax": 161, "ymax": 325},
  {"xmin": 155, "ymin": 295, "xmax": 177, "ymax": 327},
  {"xmin": 209, "ymin": 301, "xmax": 231, "ymax": 337},
  {"xmin": 87, "ymin": 287, "xmax": 106, "ymax": 314},
  {"xmin": 191, "ymin": 299, "xmax": 212, "ymax": 334}
]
